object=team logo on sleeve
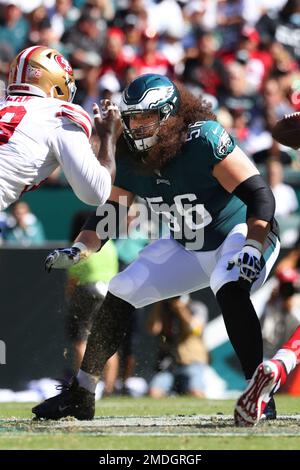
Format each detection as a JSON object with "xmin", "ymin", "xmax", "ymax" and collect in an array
[
  {"xmin": 217, "ymin": 129, "xmax": 232, "ymax": 156},
  {"xmin": 55, "ymin": 55, "xmax": 73, "ymax": 74}
]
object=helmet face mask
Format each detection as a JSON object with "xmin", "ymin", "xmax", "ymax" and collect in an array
[
  {"xmin": 122, "ymin": 108, "xmax": 161, "ymax": 151},
  {"xmin": 120, "ymin": 74, "xmax": 180, "ymax": 152},
  {"xmin": 64, "ymin": 79, "xmax": 77, "ymax": 103},
  {"xmin": 7, "ymin": 46, "xmax": 76, "ymax": 102}
]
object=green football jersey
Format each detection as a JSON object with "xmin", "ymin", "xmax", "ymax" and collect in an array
[{"xmin": 114, "ymin": 120, "xmax": 247, "ymax": 251}]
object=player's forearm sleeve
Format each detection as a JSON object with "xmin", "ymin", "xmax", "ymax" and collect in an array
[
  {"xmin": 233, "ymin": 175, "xmax": 275, "ymax": 222},
  {"xmin": 53, "ymin": 125, "xmax": 112, "ymax": 206}
]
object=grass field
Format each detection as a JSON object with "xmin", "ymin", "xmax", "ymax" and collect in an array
[{"xmin": 0, "ymin": 395, "xmax": 300, "ymax": 450}]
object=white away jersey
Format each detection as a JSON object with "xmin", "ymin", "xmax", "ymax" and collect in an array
[{"xmin": 0, "ymin": 95, "xmax": 111, "ymax": 209}]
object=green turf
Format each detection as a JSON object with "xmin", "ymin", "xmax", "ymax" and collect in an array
[
  {"xmin": 1, "ymin": 435, "xmax": 300, "ymax": 450},
  {"xmin": 0, "ymin": 396, "xmax": 230, "ymax": 419},
  {"xmin": 0, "ymin": 396, "xmax": 300, "ymax": 450},
  {"xmin": 1, "ymin": 395, "xmax": 299, "ymax": 418}
]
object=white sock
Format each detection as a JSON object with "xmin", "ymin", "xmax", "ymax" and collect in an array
[
  {"xmin": 77, "ymin": 369, "xmax": 99, "ymax": 394},
  {"xmin": 272, "ymin": 349, "xmax": 297, "ymax": 374}
]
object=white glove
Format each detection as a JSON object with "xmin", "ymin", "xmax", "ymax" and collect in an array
[
  {"xmin": 45, "ymin": 242, "xmax": 87, "ymax": 272},
  {"xmin": 227, "ymin": 240, "xmax": 262, "ymax": 289}
]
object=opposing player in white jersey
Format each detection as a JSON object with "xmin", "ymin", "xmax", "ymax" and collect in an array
[{"xmin": 0, "ymin": 45, "xmax": 122, "ymax": 212}]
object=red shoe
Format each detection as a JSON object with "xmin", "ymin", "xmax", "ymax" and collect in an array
[{"xmin": 234, "ymin": 361, "xmax": 282, "ymax": 427}]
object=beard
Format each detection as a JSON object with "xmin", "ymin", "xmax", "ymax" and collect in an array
[{"xmin": 145, "ymin": 114, "xmax": 187, "ymax": 171}]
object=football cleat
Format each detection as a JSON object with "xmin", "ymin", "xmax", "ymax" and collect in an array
[
  {"xmin": 32, "ymin": 378, "xmax": 95, "ymax": 420},
  {"xmin": 234, "ymin": 360, "xmax": 282, "ymax": 426},
  {"xmin": 261, "ymin": 396, "xmax": 277, "ymax": 420}
]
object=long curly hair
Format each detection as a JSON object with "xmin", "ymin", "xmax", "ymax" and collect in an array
[{"xmin": 123, "ymin": 82, "xmax": 216, "ymax": 172}]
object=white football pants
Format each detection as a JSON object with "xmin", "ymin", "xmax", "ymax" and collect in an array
[{"xmin": 109, "ymin": 223, "xmax": 280, "ymax": 308}]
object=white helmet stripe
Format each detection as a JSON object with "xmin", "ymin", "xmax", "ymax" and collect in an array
[{"xmin": 16, "ymin": 46, "xmax": 42, "ymax": 83}]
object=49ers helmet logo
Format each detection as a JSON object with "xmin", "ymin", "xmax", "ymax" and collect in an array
[{"xmin": 55, "ymin": 55, "xmax": 73, "ymax": 74}]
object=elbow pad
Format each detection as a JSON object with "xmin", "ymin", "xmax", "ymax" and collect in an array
[{"xmin": 233, "ymin": 174, "xmax": 275, "ymax": 222}]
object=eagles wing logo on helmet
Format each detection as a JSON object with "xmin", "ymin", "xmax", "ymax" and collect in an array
[{"xmin": 149, "ymin": 86, "xmax": 175, "ymax": 109}]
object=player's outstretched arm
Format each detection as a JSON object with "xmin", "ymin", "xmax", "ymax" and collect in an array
[
  {"xmin": 45, "ymin": 186, "xmax": 135, "ymax": 271},
  {"xmin": 93, "ymin": 99, "xmax": 124, "ymax": 184},
  {"xmin": 54, "ymin": 100, "xmax": 122, "ymax": 207}
]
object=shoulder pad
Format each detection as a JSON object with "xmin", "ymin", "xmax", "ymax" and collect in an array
[
  {"xmin": 186, "ymin": 120, "xmax": 214, "ymax": 142},
  {"xmin": 200, "ymin": 120, "xmax": 236, "ymax": 161},
  {"xmin": 186, "ymin": 120, "xmax": 236, "ymax": 163},
  {"xmin": 56, "ymin": 104, "xmax": 92, "ymax": 139},
  {"xmin": 198, "ymin": 120, "xmax": 221, "ymax": 137}
]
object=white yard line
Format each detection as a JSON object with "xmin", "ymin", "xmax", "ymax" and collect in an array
[
  {"xmin": 1, "ymin": 414, "xmax": 300, "ymax": 438},
  {"xmin": 2, "ymin": 414, "xmax": 300, "ymax": 427}
]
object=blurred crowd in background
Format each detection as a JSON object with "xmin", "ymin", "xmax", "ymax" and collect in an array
[
  {"xmin": 1, "ymin": 0, "xmax": 300, "ymax": 398},
  {"xmin": 1, "ymin": 0, "xmax": 300, "ymax": 167},
  {"xmin": 2, "ymin": 0, "xmax": 300, "ymax": 241}
]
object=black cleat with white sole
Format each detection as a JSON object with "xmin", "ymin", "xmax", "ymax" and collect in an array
[{"xmin": 32, "ymin": 378, "xmax": 95, "ymax": 421}]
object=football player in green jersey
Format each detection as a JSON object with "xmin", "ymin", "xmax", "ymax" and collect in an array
[{"xmin": 33, "ymin": 74, "xmax": 280, "ymax": 423}]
